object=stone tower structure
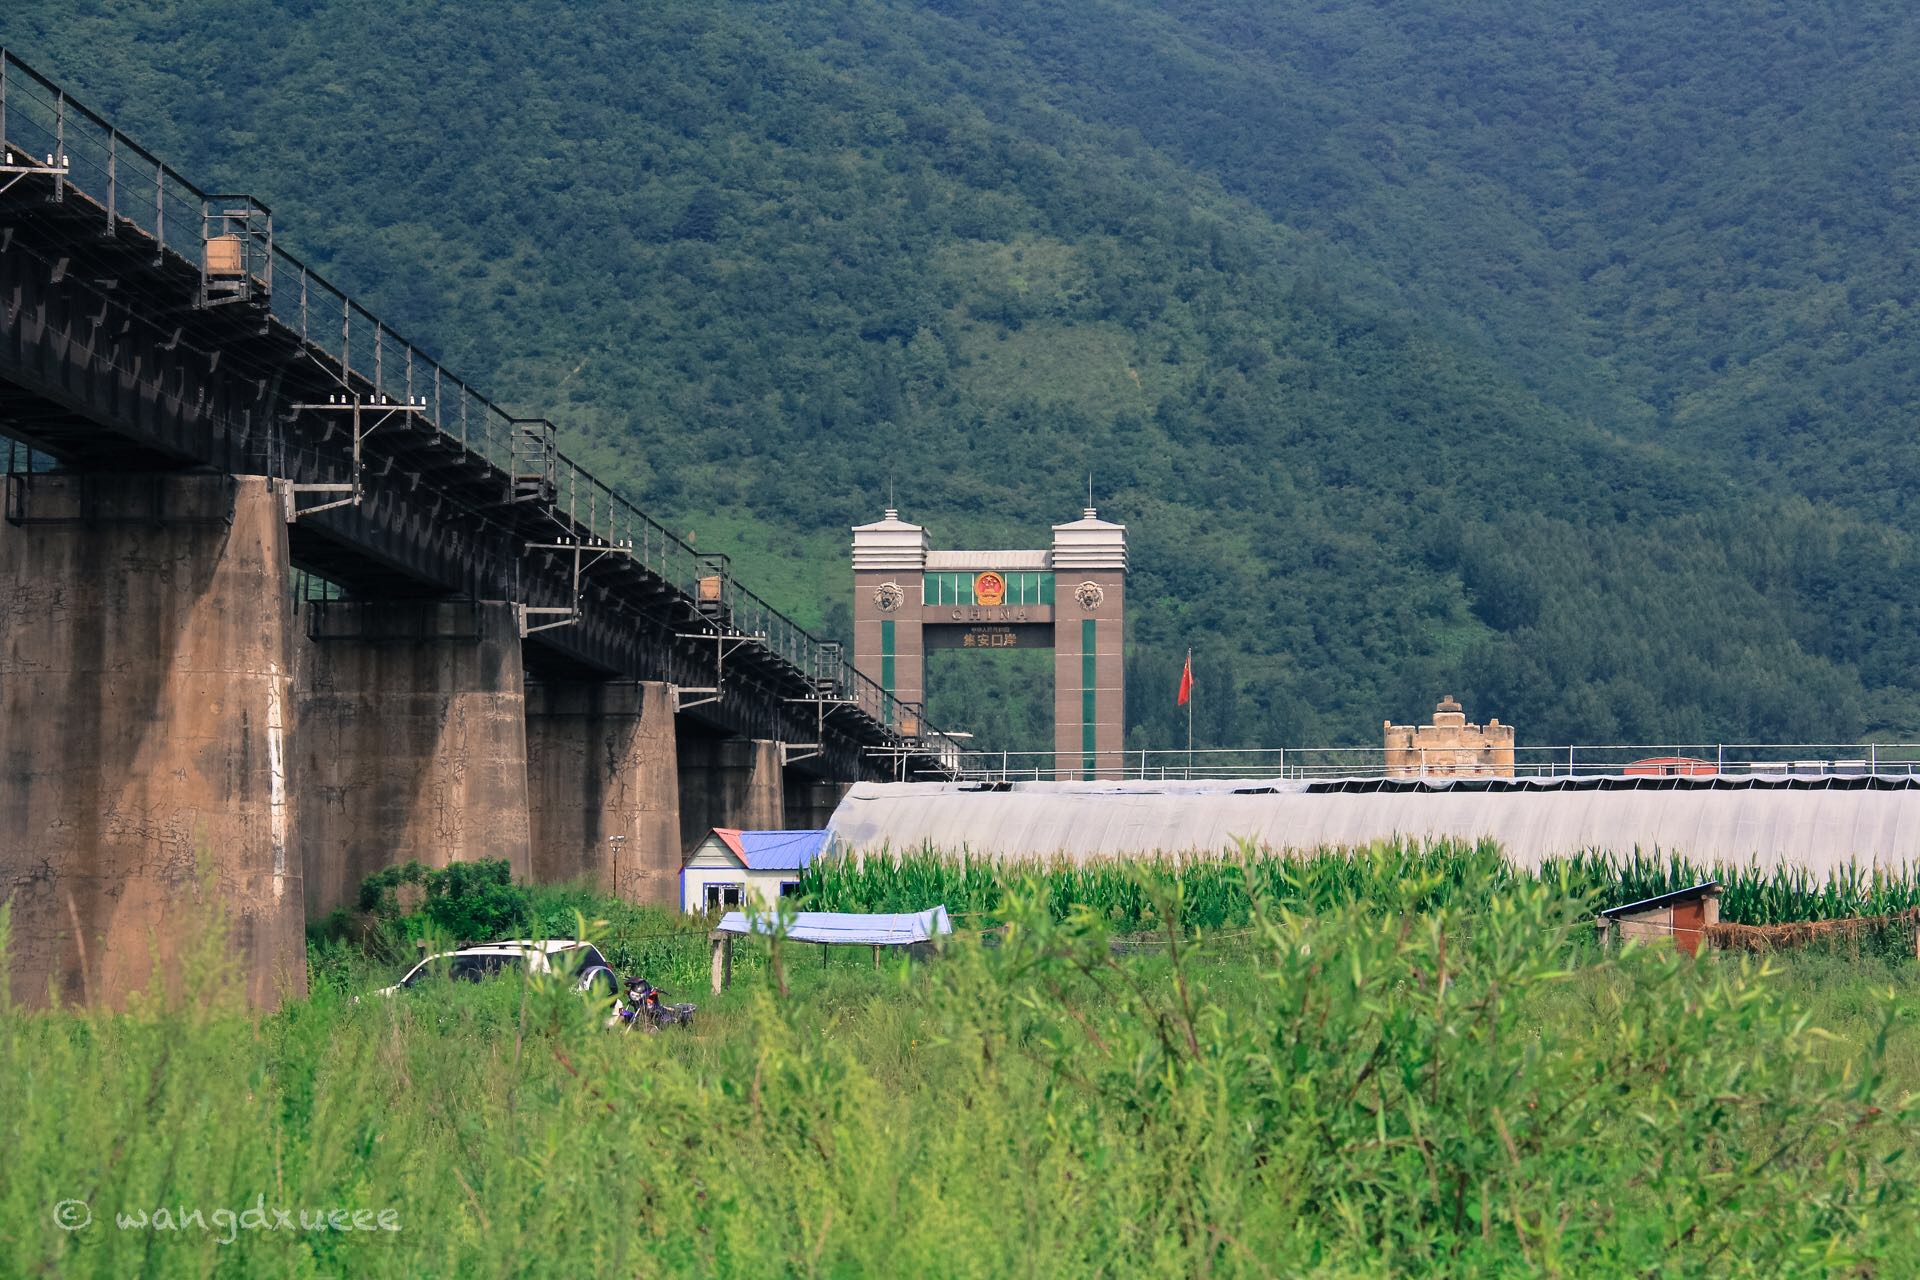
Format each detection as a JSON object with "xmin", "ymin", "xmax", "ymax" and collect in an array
[
  {"xmin": 852, "ymin": 506, "xmax": 1127, "ymax": 778},
  {"xmin": 1383, "ymin": 695, "xmax": 1515, "ymax": 778}
]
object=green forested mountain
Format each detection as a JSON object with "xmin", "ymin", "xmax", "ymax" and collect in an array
[{"xmin": 13, "ymin": 1, "xmax": 1920, "ymax": 751}]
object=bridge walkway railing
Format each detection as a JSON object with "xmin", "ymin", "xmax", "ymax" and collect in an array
[{"xmin": 954, "ymin": 743, "xmax": 1920, "ymax": 783}]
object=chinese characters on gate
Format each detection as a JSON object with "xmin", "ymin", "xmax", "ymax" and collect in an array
[{"xmin": 961, "ymin": 629, "xmax": 1019, "ymax": 648}]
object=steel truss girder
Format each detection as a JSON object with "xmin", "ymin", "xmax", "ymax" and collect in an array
[{"xmin": 0, "ymin": 194, "xmax": 947, "ymax": 781}]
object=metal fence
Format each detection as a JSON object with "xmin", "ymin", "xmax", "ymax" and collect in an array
[
  {"xmin": 0, "ymin": 48, "xmax": 942, "ymax": 748},
  {"xmin": 953, "ymin": 743, "xmax": 1920, "ymax": 783}
]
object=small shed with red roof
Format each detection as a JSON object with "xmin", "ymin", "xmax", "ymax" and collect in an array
[
  {"xmin": 1596, "ymin": 881, "xmax": 1724, "ymax": 956},
  {"xmin": 680, "ymin": 828, "xmax": 832, "ymax": 914}
]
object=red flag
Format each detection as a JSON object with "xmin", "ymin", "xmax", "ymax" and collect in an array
[{"xmin": 1177, "ymin": 649, "xmax": 1193, "ymax": 706}]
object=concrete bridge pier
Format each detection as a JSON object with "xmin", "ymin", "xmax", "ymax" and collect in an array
[
  {"xmin": 297, "ymin": 600, "xmax": 532, "ymax": 918},
  {"xmin": 783, "ymin": 776, "xmax": 850, "ymax": 831},
  {"xmin": 677, "ymin": 733, "xmax": 786, "ymax": 852},
  {"xmin": 0, "ymin": 473, "xmax": 307, "ymax": 1009},
  {"xmin": 526, "ymin": 680, "xmax": 681, "ymax": 906}
]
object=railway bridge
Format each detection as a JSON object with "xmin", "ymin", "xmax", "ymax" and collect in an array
[{"xmin": 0, "ymin": 51, "xmax": 960, "ymax": 1007}]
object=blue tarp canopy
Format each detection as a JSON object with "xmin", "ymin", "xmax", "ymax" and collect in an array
[{"xmin": 714, "ymin": 906, "xmax": 952, "ymax": 946}]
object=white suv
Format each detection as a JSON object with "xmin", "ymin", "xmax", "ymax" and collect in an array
[{"xmin": 373, "ymin": 940, "xmax": 618, "ymax": 998}]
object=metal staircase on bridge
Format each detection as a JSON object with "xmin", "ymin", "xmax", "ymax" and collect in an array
[{"xmin": 508, "ymin": 420, "xmax": 557, "ymax": 506}]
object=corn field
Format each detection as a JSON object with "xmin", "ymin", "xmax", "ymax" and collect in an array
[
  {"xmin": 1574, "ymin": 849, "xmax": 1920, "ymax": 923},
  {"xmin": 793, "ymin": 839, "xmax": 1920, "ymax": 932}
]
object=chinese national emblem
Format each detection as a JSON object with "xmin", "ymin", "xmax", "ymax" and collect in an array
[
  {"xmin": 872, "ymin": 581, "xmax": 905, "ymax": 612},
  {"xmin": 1075, "ymin": 580, "xmax": 1105, "ymax": 611},
  {"xmin": 973, "ymin": 571, "xmax": 1007, "ymax": 607}
]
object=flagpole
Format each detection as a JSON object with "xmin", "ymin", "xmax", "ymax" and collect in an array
[{"xmin": 1185, "ymin": 647, "xmax": 1193, "ymax": 779}]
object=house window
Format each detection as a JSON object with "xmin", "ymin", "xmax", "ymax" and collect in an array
[
  {"xmin": 704, "ymin": 883, "xmax": 742, "ymax": 911},
  {"xmin": 778, "ymin": 880, "xmax": 801, "ymax": 897}
]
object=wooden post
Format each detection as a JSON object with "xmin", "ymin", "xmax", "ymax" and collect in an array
[
  {"xmin": 709, "ymin": 931, "xmax": 733, "ymax": 995},
  {"xmin": 872, "ymin": 944, "xmax": 880, "ymax": 969}
]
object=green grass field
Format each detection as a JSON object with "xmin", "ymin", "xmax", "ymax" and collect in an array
[{"xmin": 7, "ymin": 844, "xmax": 1920, "ymax": 1277}]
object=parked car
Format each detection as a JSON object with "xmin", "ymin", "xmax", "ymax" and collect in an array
[{"xmin": 372, "ymin": 940, "xmax": 618, "ymax": 998}]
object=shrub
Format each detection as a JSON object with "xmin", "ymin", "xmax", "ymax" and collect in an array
[
  {"xmin": 419, "ymin": 860, "xmax": 530, "ymax": 943},
  {"xmin": 353, "ymin": 859, "xmax": 533, "ymax": 943},
  {"xmin": 356, "ymin": 860, "xmax": 431, "ymax": 917}
]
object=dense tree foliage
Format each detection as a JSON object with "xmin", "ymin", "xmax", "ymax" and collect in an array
[{"xmin": 16, "ymin": 1, "xmax": 1919, "ymax": 749}]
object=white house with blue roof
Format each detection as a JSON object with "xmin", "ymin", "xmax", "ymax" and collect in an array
[{"xmin": 680, "ymin": 828, "xmax": 833, "ymax": 913}]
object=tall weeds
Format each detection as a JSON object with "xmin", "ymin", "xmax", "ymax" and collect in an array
[{"xmin": 5, "ymin": 853, "xmax": 1919, "ymax": 1275}]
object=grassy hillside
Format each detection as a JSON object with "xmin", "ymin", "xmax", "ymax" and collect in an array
[
  {"xmin": 12, "ymin": 1, "xmax": 1920, "ymax": 748},
  {"xmin": 984, "ymin": 0, "xmax": 1920, "ymax": 519}
]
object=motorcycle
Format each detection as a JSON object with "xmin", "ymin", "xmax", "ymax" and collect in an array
[{"xmin": 607, "ymin": 976, "xmax": 697, "ymax": 1032}]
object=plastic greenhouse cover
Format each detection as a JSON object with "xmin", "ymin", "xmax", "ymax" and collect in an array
[{"xmin": 824, "ymin": 777, "xmax": 1920, "ymax": 875}]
